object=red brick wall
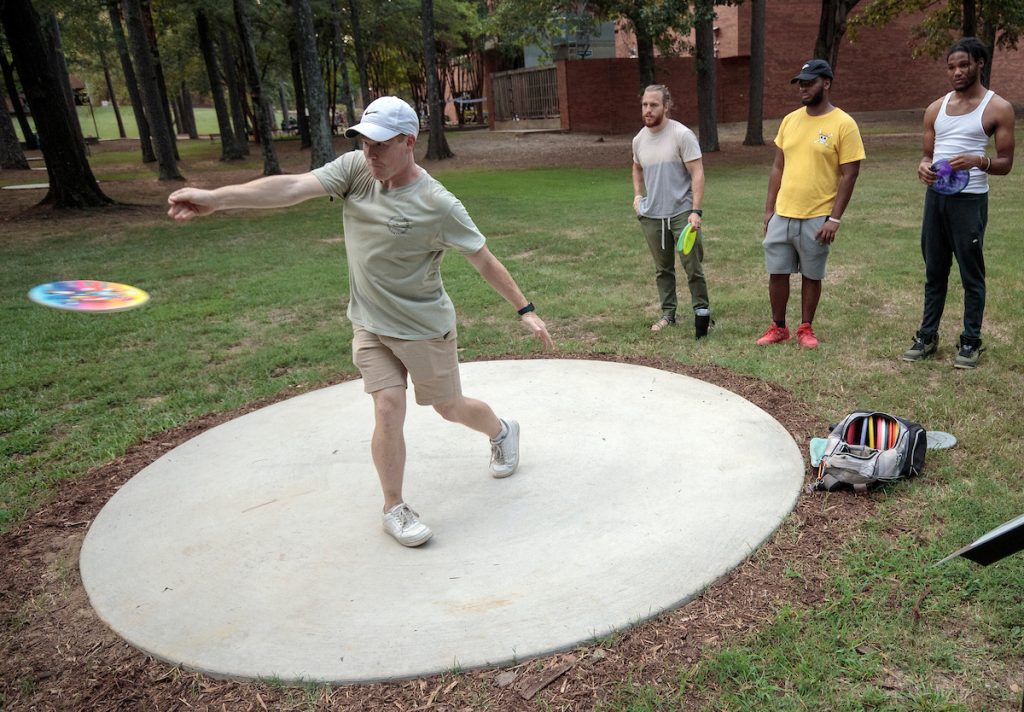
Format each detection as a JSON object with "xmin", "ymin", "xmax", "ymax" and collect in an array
[
  {"xmin": 491, "ymin": 1, "xmax": 1024, "ymax": 134},
  {"xmin": 558, "ymin": 56, "xmax": 752, "ymax": 133}
]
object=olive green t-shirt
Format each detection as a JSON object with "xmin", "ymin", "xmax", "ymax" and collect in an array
[{"xmin": 313, "ymin": 151, "xmax": 486, "ymax": 340}]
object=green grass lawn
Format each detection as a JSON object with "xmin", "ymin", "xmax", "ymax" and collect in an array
[
  {"xmin": 15, "ymin": 105, "xmax": 276, "ymax": 141},
  {"xmin": 2, "ymin": 125, "xmax": 1023, "ymax": 710}
]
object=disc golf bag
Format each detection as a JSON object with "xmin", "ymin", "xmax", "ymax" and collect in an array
[{"xmin": 810, "ymin": 411, "xmax": 926, "ymax": 492}]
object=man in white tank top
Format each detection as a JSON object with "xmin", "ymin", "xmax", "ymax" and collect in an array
[{"xmin": 902, "ymin": 37, "xmax": 1015, "ymax": 368}]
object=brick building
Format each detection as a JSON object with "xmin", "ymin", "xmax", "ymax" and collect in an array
[{"xmin": 489, "ymin": 0, "xmax": 1024, "ymax": 133}]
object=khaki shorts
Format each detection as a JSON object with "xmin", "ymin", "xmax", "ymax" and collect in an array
[
  {"xmin": 351, "ymin": 326, "xmax": 462, "ymax": 405},
  {"xmin": 763, "ymin": 214, "xmax": 831, "ymax": 280}
]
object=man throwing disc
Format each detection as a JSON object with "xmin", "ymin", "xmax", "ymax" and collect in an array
[
  {"xmin": 758, "ymin": 59, "xmax": 864, "ymax": 349},
  {"xmin": 168, "ymin": 96, "xmax": 553, "ymax": 547},
  {"xmin": 902, "ymin": 37, "xmax": 1015, "ymax": 369}
]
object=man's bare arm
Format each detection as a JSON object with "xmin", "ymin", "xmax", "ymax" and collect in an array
[
  {"xmin": 464, "ymin": 246, "xmax": 554, "ymax": 350},
  {"xmin": 167, "ymin": 173, "xmax": 327, "ymax": 221}
]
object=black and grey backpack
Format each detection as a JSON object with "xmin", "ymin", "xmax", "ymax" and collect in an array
[{"xmin": 810, "ymin": 411, "xmax": 927, "ymax": 492}]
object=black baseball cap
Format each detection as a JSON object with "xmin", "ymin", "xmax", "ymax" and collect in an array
[{"xmin": 791, "ymin": 59, "xmax": 834, "ymax": 83}]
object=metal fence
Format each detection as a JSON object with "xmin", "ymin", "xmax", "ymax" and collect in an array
[{"xmin": 491, "ymin": 66, "xmax": 559, "ymax": 121}]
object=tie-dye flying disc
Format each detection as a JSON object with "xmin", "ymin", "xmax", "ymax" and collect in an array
[
  {"xmin": 28, "ymin": 280, "xmax": 150, "ymax": 312},
  {"xmin": 929, "ymin": 159, "xmax": 970, "ymax": 195}
]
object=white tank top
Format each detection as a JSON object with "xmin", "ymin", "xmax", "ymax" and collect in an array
[{"xmin": 933, "ymin": 90, "xmax": 994, "ymax": 194}]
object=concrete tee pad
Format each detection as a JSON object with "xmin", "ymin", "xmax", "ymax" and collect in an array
[{"xmin": 80, "ymin": 359, "xmax": 805, "ymax": 683}]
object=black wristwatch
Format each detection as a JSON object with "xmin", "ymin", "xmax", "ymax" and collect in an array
[
  {"xmin": 691, "ymin": 209, "xmax": 703, "ymax": 217},
  {"xmin": 517, "ymin": 302, "xmax": 536, "ymax": 316}
]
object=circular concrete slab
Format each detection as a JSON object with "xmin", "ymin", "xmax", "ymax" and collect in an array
[
  {"xmin": 1, "ymin": 183, "xmax": 49, "ymax": 190},
  {"xmin": 80, "ymin": 359, "xmax": 804, "ymax": 683}
]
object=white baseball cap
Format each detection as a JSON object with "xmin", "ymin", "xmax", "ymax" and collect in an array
[{"xmin": 344, "ymin": 96, "xmax": 420, "ymax": 141}]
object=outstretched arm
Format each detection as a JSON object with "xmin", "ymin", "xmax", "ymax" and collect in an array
[
  {"xmin": 167, "ymin": 172, "xmax": 327, "ymax": 221},
  {"xmin": 464, "ymin": 245, "xmax": 554, "ymax": 350}
]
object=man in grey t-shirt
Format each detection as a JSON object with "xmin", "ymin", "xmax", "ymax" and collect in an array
[
  {"xmin": 168, "ymin": 96, "xmax": 552, "ymax": 547},
  {"xmin": 632, "ymin": 84, "xmax": 711, "ymax": 337}
]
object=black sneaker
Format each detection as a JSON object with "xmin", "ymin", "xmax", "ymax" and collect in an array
[
  {"xmin": 902, "ymin": 336, "xmax": 937, "ymax": 362},
  {"xmin": 954, "ymin": 339, "xmax": 984, "ymax": 369}
]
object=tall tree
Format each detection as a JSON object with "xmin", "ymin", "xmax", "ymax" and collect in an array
[
  {"xmin": 140, "ymin": 0, "xmax": 178, "ymax": 158},
  {"xmin": 347, "ymin": 0, "xmax": 372, "ymax": 107},
  {"xmin": 693, "ymin": 0, "xmax": 718, "ymax": 152},
  {"xmin": 107, "ymin": 0, "xmax": 155, "ymax": 162},
  {"xmin": 195, "ymin": 8, "xmax": 244, "ymax": 160},
  {"xmin": 45, "ymin": 14, "xmax": 86, "ymax": 146},
  {"xmin": 331, "ymin": 0, "xmax": 358, "ymax": 149},
  {"xmin": 233, "ymin": 0, "xmax": 281, "ymax": 175},
  {"xmin": 1, "ymin": 0, "xmax": 113, "ymax": 206},
  {"xmin": 98, "ymin": 44, "xmax": 126, "ymax": 139},
  {"xmin": 0, "ymin": 77, "xmax": 29, "ymax": 169},
  {"xmin": 743, "ymin": 0, "xmax": 765, "ymax": 146},
  {"xmin": 0, "ymin": 44, "xmax": 39, "ymax": 150},
  {"xmin": 219, "ymin": 27, "xmax": 250, "ymax": 155},
  {"xmin": 814, "ymin": 0, "xmax": 862, "ymax": 69},
  {"xmin": 286, "ymin": 35, "xmax": 311, "ymax": 148},
  {"xmin": 291, "ymin": 0, "xmax": 334, "ymax": 168},
  {"xmin": 421, "ymin": 0, "xmax": 452, "ymax": 159},
  {"xmin": 122, "ymin": 0, "xmax": 183, "ymax": 179}
]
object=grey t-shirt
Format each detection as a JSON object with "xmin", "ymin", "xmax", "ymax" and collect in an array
[
  {"xmin": 632, "ymin": 119, "xmax": 702, "ymax": 219},
  {"xmin": 313, "ymin": 151, "xmax": 486, "ymax": 339}
]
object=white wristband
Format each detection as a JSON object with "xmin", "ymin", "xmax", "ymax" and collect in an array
[{"xmin": 827, "ymin": 217, "xmax": 841, "ymax": 225}]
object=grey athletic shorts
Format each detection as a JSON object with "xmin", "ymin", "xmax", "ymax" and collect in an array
[{"xmin": 763, "ymin": 214, "xmax": 831, "ymax": 280}]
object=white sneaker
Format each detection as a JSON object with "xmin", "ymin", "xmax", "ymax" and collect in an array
[
  {"xmin": 382, "ymin": 503, "xmax": 433, "ymax": 547},
  {"xmin": 489, "ymin": 418, "xmax": 520, "ymax": 478}
]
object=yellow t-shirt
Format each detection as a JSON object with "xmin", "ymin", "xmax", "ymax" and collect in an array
[{"xmin": 774, "ymin": 107, "xmax": 865, "ymax": 219}]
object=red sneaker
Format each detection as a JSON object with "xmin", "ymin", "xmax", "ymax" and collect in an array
[
  {"xmin": 756, "ymin": 323, "xmax": 791, "ymax": 345},
  {"xmin": 796, "ymin": 322, "xmax": 819, "ymax": 349}
]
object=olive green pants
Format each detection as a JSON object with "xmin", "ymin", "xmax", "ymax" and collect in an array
[{"xmin": 638, "ymin": 213, "xmax": 710, "ymax": 320}]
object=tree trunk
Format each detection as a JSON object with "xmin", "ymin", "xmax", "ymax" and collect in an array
[
  {"xmin": 1, "ymin": 49, "xmax": 39, "ymax": 150},
  {"xmin": 219, "ymin": 28, "xmax": 250, "ymax": 156},
  {"xmin": 980, "ymin": 15, "xmax": 996, "ymax": 87},
  {"xmin": 331, "ymin": 0, "xmax": 357, "ymax": 148},
  {"xmin": 278, "ymin": 81, "xmax": 289, "ymax": 126},
  {"xmin": 421, "ymin": 0, "xmax": 452, "ymax": 160},
  {"xmin": 46, "ymin": 15, "xmax": 86, "ymax": 148},
  {"xmin": 962, "ymin": 0, "xmax": 977, "ymax": 37},
  {"xmin": 233, "ymin": 0, "xmax": 280, "ymax": 175},
  {"xmin": 170, "ymin": 91, "xmax": 184, "ymax": 135},
  {"xmin": 181, "ymin": 81, "xmax": 198, "ymax": 138},
  {"xmin": 347, "ymin": 0, "xmax": 372, "ymax": 108},
  {"xmin": 107, "ymin": 0, "xmax": 154, "ymax": 162},
  {"xmin": 287, "ymin": 36, "xmax": 311, "ymax": 149},
  {"xmin": 292, "ymin": 0, "xmax": 334, "ymax": 168},
  {"xmin": 1, "ymin": 0, "xmax": 113, "ymax": 206},
  {"xmin": 694, "ymin": 0, "xmax": 719, "ymax": 152},
  {"xmin": 814, "ymin": 0, "xmax": 861, "ymax": 70},
  {"xmin": 141, "ymin": 0, "xmax": 178, "ymax": 160},
  {"xmin": 743, "ymin": 0, "xmax": 766, "ymax": 146},
  {"xmin": 100, "ymin": 47, "xmax": 127, "ymax": 139},
  {"xmin": 122, "ymin": 0, "xmax": 183, "ymax": 180},
  {"xmin": 195, "ymin": 9, "xmax": 242, "ymax": 160},
  {"xmin": 628, "ymin": 11, "xmax": 656, "ymax": 90},
  {"xmin": 0, "ymin": 79, "xmax": 30, "ymax": 169}
]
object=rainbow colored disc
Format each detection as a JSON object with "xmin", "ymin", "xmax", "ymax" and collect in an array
[
  {"xmin": 676, "ymin": 224, "xmax": 698, "ymax": 255},
  {"xmin": 28, "ymin": 280, "xmax": 150, "ymax": 312}
]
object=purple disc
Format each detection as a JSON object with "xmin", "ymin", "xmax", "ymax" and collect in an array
[{"xmin": 929, "ymin": 159, "xmax": 970, "ymax": 195}]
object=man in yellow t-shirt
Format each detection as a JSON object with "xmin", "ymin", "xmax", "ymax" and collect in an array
[{"xmin": 758, "ymin": 59, "xmax": 865, "ymax": 349}]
